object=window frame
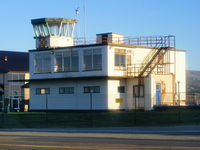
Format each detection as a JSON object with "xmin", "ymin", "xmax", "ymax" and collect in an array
[
  {"xmin": 59, "ymin": 87, "xmax": 74, "ymax": 94},
  {"xmin": 54, "ymin": 50, "xmax": 79, "ymax": 73},
  {"xmin": 133, "ymin": 85, "xmax": 144, "ymax": 98},
  {"xmin": 118, "ymin": 86, "xmax": 125, "ymax": 93},
  {"xmin": 36, "ymin": 88, "xmax": 50, "ymax": 95},
  {"xmin": 34, "ymin": 53, "xmax": 51, "ymax": 74},
  {"xmin": 83, "ymin": 48, "xmax": 102, "ymax": 71},
  {"xmin": 83, "ymin": 86, "xmax": 101, "ymax": 93}
]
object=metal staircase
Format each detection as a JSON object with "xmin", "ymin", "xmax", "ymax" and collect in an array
[
  {"xmin": 125, "ymin": 35, "xmax": 175, "ymax": 78},
  {"xmin": 137, "ymin": 46, "xmax": 170, "ymax": 77}
]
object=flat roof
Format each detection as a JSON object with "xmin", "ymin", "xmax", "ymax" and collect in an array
[
  {"xmin": 31, "ymin": 18, "xmax": 77, "ymax": 25},
  {"xmin": 96, "ymin": 32, "xmax": 124, "ymax": 35}
]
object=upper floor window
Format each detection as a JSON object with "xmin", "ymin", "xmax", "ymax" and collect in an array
[
  {"xmin": 83, "ymin": 49, "xmax": 102, "ymax": 71},
  {"xmin": 34, "ymin": 53, "xmax": 51, "ymax": 73},
  {"xmin": 54, "ymin": 49, "xmax": 79, "ymax": 72},
  {"xmin": 114, "ymin": 49, "xmax": 131, "ymax": 69},
  {"xmin": 115, "ymin": 54, "xmax": 125, "ymax": 67},
  {"xmin": 115, "ymin": 49, "xmax": 126, "ymax": 67}
]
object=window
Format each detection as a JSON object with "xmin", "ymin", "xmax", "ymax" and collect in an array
[
  {"xmin": 115, "ymin": 54, "xmax": 125, "ymax": 67},
  {"xmin": 71, "ymin": 51, "xmax": 79, "ymax": 71},
  {"xmin": 84, "ymin": 86, "xmax": 100, "ymax": 93},
  {"xmin": 83, "ymin": 49, "xmax": 102, "ymax": 71},
  {"xmin": 33, "ymin": 24, "xmax": 49, "ymax": 37},
  {"xmin": 115, "ymin": 49, "xmax": 126, "ymax": 67},
  {"xmin": 34, "ymin": 53, "xmax": 51, "ymax": 73},
  {"xmin": 54, "ymin": 52, "xmax": 63, "ymax": 72},
  {"xmin": 133, "ymin": 85, "xmax": 144, "ymax": 97},
  {"xmin": 118, "ymin": 86, "xmax": 125, "ymax": 93},
  {"xmin": 54, "ymin": 50, "xmax": 79, "ymax": 72},
  {"xmin": 59, "ymin": 87, "xmax": 74, "ymax": 94},
  {"xmin": 93, "ymin": 49, "xmax": 102, "ymax": 70},
  {"xmin": 49, "ymin": 24, "xmax": 59, "ymax": 36},
  {"xmin": 84, "ymin": 50, "xmax": 92, "ymax": 70},
  {"xmin": 114, "ymin": 49, "xmax": 131, "ymax": 68},
  {"xmin": 36, "ymin": 88, "xmax": 50, "ymax": 95}
]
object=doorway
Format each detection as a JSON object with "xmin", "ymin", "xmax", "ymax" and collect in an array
[
  {"xmin": 156, "ymin": 83, "xmax": 161, "ymax": 105},
  {"xmin": 10, "ymin": 97, "xmax": 20, "ymax": 111}
]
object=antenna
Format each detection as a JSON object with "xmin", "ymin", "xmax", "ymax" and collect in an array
[
  {"xmin": 83, "ymin": 0, "xmax": 86, "ymax": 44},
  {"xmin": 75, "ymin": 7, "xmax": 79, "ymax": 17},
  {"xmin": 75, "ymin": 7, "xmax": 80, "ymax": 40}
]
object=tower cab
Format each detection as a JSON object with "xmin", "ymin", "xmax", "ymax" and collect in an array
[{"xmin": 31, "ymin": 18, "xmax": 77, "ymax": 49}]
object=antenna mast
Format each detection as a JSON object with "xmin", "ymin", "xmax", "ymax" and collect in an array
[
  {"xmin": 83, "ymin": 0, "xmax": 86, "ymax": 44},
  {"xmin": 75, "ymin": 7, "xmax": 80, "ymax": 39}
]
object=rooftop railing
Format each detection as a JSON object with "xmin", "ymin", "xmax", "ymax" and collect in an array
[{"xmin": 73, "ymin": 35, "xmax": 175, "ymax": 48}]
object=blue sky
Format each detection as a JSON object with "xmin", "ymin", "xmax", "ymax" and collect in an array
[{"xmin": 0, "ymin": 0, "xmax": 199, "ymax": 70}]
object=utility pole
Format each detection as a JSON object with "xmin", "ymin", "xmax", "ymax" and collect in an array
[{"xmin": 177, "ymin": 81, "xmax": 181, "ymax": 123}]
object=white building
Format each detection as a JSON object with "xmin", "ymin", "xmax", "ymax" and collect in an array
[{"xmin": 29, "ymin": 18, "xmax": 186, "ymax": 111}]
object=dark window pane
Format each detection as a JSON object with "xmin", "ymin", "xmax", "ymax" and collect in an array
[
  {"xmin": 55, "ymin": 53, "xmax": 62, "ymax": 72},
  {"xmin": 45, "ymin": 88, "xmax": 50, "ymax": 94},
  {"xmin": 84, "ymin": 55, "xmax": 92, "ymax": 70},
  {"xmin": 93, "ymin": 86, "xmax": 100, "ymax": 93},
  {"xmin": 84, "ymin": 87, "xmax": 90, "ymax": 93},
  {"xmin": 63, "ymin": 56, "xmax": 70, "ymax": 71},
  {"xmin": 71, "ymin": 56, "xmax": 79, "ymax": 71},
  {"xmin": 59, "ymin": 88, "xmax": 65, "ymax": 94},
  {"xmin": 121, "ymin": 55, "xmax": 126, "ymax": 66},
  {"xmin": 93, "ymin": 55, "xmax": 102, "ymax": 70},
  {"xmin": 118, "ymin": 86, "xmax": 125, "ymax": 93},
  {"xmin": 36, "ymin": 88, "xmax": 41, "ymax": 95},
  {"xmin": 115, "ymin": 55, "xmax": 119, "ymax": 66}
]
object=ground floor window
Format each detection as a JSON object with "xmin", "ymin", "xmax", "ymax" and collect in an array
[
  {"xmin": 118, "ymin": 86, "xmax": 125, "ymax": 93},
  {"xmin": 133, "ymin": 85, "xmax": 144, "ymax": 97},
  {"xmin": 59, "ymin": 87, "xmax": 74, "ymax": 94},
  {"xmin": 36, "ymin": 88, "xmax": 50, "ymax": 95},
  {"xmin": 83, "ymin": 86, "xmax": 100, "ymax": 93}
]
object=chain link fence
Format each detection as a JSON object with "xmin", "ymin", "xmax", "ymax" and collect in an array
[{"xmin": 0, "ymin": 92, "xmax": 199, "ymax": 128}]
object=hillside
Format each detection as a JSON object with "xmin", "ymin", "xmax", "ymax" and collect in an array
[{"xmin": 187, "ymin": 70, "xmax": 200, "ymax": 93}]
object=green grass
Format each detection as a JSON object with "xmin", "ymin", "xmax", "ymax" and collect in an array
[{"xmin": 0, "ymin": 109, "xmax": 200, "ymax": 128}]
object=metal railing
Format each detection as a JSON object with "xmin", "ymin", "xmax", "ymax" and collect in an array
[{"xmin": 73, "ymin": 35, "xmax": 175, "ymax": 47}]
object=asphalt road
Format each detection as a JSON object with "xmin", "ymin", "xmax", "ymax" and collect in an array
[{"xmin": 0, "ymin": 126, "xmax": 200, "ymax": 150}]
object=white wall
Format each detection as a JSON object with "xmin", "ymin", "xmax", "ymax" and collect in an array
[
  {"xmin": 174, "ymin": 50, "xmax": 186, "ymax": 104},
  {"xmin": 30, "ymin": 45, "xmax": 154, "ymax": 79},
  {"xmin": 30, "ymin": 45, "xmax": 108, "ymax": 79},
  {"xmin": 144, "ymin": 75, "xmax": 154, "ymax": 110},
  {"xmin": 107, "ymin": 79, "xmax": 127, "ymax": 109},
  {"xmin": 107, "ymin": 45, "xmax": 152, "ymax": 77},
  {"xmin": 29, "ymin": 79, "xmax": 107, "ymax": 110},
  {"xmin": 29, "ymin": 44, "xmax": 186, "ymax": 110}
]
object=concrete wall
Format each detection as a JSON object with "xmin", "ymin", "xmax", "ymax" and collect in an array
[
  {"xmin": 174, "ymin": 50, "xmax": 186, "ymax": 104},
  {"xmin": 36, "ymin": 37, "xmax": 74, "ymax": 49},
  {"xmin": 144, "ymin": 75, "xmax": 154, "ymax": 110},
  {"xmin": 153, "ymin": 74, "xmax": 174, "ymax": 105},
  {"xmin": 107, "ymin": 79, "xmax": 127, "ymax": 109},
  {"xmin": 107, "ymin": 45, "xmax": 152, "ymax": 77},
  {"xmin": 30, "ymin": 45, "xmax": 108, "ymax": 79},
  {"xmin": 30, "ymin": 79, "xmax": 108, "ymax": 110},
  {"xmin": 29, "ymin": 44, "xmax": 186, "ymax": 110}
]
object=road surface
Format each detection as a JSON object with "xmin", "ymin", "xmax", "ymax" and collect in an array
[{"xmin": 0, "ymin": 126, "xmax": 200, "ymax": 150}]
